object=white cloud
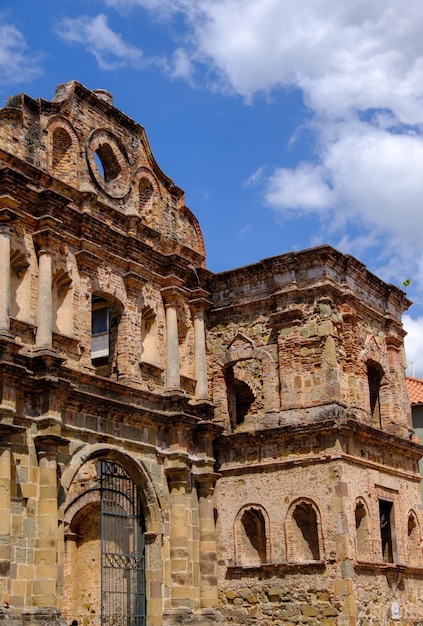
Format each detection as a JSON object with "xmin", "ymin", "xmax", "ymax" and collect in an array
[
  {"xmin": 171, "ymin": 48, "xmax": 194, "ymax": 80},
  {"xmin": 55, "ymin": 14, "xmax": 145, "ymax": 70},
  {"xmin": 0, "ymin": 20, "xmax": 42, "ymax": 83},
  {"xmin": 265, "ymin": 122, "xmax": 423, "ymax": 239},
  {"xmin": 265, "ymin": 162, "xmax": 335, "ymax": 215},
  {"xmin": 404, "ymin": 314, "xmax": 423, "ymax": 379}
]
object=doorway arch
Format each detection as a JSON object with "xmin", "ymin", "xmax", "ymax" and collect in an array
[{"xmin": 62, "ymin": 448, "xmax": 162, "ymax": 626}]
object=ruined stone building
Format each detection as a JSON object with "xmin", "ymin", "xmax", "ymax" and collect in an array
[{"xmin": 0, "ymin": 81, "xmax": 422, "ymax": 626}]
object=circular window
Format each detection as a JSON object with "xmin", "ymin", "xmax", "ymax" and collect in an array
[{"xmin": 86, "ymin": 129, "xmax": 130, "ymax": 198}]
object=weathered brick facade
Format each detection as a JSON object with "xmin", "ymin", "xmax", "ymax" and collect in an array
[{"xmin": 0, "ymin": 81, "xmax": 422, "ymax": 626}]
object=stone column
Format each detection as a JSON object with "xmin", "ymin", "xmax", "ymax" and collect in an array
[
  {"xmin": 190, "ymin": 297, "xmax": 211, "ymax": 401},
  {"xmin": 33, "ymin": 435, "xmax": 67, "ymax": 608},
  {"xmin": 196, "ymin": 476, "xmax": 219, "ymax": 609},
  {"xmin": 162, "ymin": 289, "xmax": 181, "ymax": 392},
  {"xmin": 0, "ymin": 220, "xmax": 12, "ymax": 334},
  {"xmin": 166, "ymin": 466, "xmax": 192, "ymax": 613},
  {"xmin": 35, "ymin": 238, "xmax": 53, "ymax": 348},
  {"xmin": 0, "ymin": 199, "xmax": 19, "ymax": 335}
]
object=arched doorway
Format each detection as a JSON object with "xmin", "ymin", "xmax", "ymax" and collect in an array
[{"xmin": 64, "ymin": 460, "xmax": 146, "ymax": 626}]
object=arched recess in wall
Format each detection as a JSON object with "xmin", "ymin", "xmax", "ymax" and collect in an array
[
  {"xmin": 140, "ymin": 305, "xmax": 159, "ymax": 366},
  {"xmin": 10, "ymin": 248, "xmax": 30, "ymax": 322},
  {"xmin": 407, "ymin": 510, "xmax": 421, "ymax": 566},
  {"xmin": 180, "ymin": 205, "xmax": 206, "ymax": 260},
  {"xmin": 234, "ymin": 504, "xmax": 271, "ymax": 566},
  {"xmin": 354, "ymin": 498, "xmax": 373, "ymax": 562},
  {"xmin": 286, "ymin": 498, "xmax": 324, "ymax": 563},
  {"xmin": 361, "ymin": 335, "xmax": 389, "ymax": 428},
  {"xmin": 47, "ymin": 117, "xmax": 79, "ymax": 186},
  {"xmin": 52, "ymin": 268, "xmax": 73, "ymax": 337},
  {"xmin": 61, "ymin": 445, "xmax": 162, "ymax": 626},
  {"xmin": 134, "ymin": 168, "xmax": 160, "ymax": 229},
  {"xmin": 90, "ymin": 291, "xmax": 124, "ymax": 377},
  {"xmin": 215, "ymin": 334, "xmax": 279, "ymax": 432}
]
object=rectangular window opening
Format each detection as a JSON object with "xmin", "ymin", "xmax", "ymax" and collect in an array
[
  {"xmin": 91, "ymin": 298, "xmax": 110, "ymax": 360},
  {"xmin": 379, "ymin": 499, "xmax": 395, "ymax": 563}
]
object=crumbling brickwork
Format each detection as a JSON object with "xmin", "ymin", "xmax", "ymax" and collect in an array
[{"xmin": 0, "ymin": 81, "xmax": 422, "ymax": 626}]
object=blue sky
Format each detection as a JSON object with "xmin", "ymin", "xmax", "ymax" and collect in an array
[{"xmin": 2, "ymin": 0, "xmax": 423, "ymax": 376}]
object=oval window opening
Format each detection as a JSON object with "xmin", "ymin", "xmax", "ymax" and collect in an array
[{"xmin": 95, "ymin": 144, "xmax": 120, "ymax": 182}]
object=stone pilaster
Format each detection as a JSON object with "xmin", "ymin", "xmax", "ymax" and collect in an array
[
  {"xmin": 0, "ymin": 424, "xmax": 26, "ymax": 607},
  {"xmin": 195, "ymin": 475, "xmax": 219, "ymax": 609},
  {"xmin": 33, "ymin": 435, "xmax": 67, "ymax": 608},
  {"xmin": 331, "ymin": 464, "xmax": 357, "ymax": 625},
  {"xmin": 0, "ymin": 431, "xmax": 12, "ymax": 604},
  {"xmin": 166, "ymin": 466, "xmax": 192, "ymax": 612}
]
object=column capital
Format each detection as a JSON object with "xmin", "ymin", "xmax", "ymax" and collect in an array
[
  {"xmin": 34, "ymin": 434, "xmax": 69, "ymax": 458},
  {"xmin": 0, "ymin": 194, "xmax": 20, "ymax": 215},
  {"xmin": 161, "ymin": 285, "xmax": 187, "ymax": 306},
  {"xmin": 194, "ymin": 472, "xmax": 220, "ymax": 495},
  {"xmin": 0, "ymin": 423, "xmax": 26, "ymax": 446},
  {"xmin": 189, "ymin": 293, "xmax": 212, "ymax": 314},
  {"xmin": 165, "ymin": 465, "xmax": 191, "ymax": 488}
]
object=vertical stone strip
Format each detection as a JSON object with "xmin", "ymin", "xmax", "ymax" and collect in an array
[
  {"xmin": 0, "ymin": 432, "xmax": 12, "ymax": 604},
  {"xmin": 190, "ymin": 295, "xmax": 211, "ymax": 402},
  {"xmin": 35, "ymin": 237, "xmax": 53, "ymax": 348},
  {"xmin": 331, "ymin": 463, "xmax": 357, "ymax": 625},
  {"xmin": 196, "ymin": 476, "xmax": 218, "ymax": 609},
  {"xmin": 166, "ymin": 466, "xmax": 192, "ymax": 612},
  {"xmin": 33, "ymin": 435, "xmax": 66, "ymax": 608},
  {"xmin": 162, "ymin": 289, "xmax": 181, "ymax": 391}
]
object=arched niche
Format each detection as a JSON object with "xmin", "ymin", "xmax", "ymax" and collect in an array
[
  {"xmin": 286, "ymin": 498, "xmax": 324, "ymax": 562},
  {"xmin": 234, "ymin": 504, "xmax": 271, "ymax": 566}
]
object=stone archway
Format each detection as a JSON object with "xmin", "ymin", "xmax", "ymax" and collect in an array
[
  {"xmin": 61, "ymin": 446, "xmax": 162, "ymax": 626},
  {"xmin": 215, "ymin": 334, "xmax": 279, "ymax": 431}
]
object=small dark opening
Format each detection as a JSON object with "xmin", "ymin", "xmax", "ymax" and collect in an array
[
  {"xmin": 225, "ymin": 365, "xmax": 255, "ymax": 429},
  {"xmin": 379, "ymin": 499, "xmax": 393, "ymax": 563},
  {"xmin": 94, "ymin": 144, "xmax": 120, "ymax": 182},
  {"xmin": 367, "ymin": 361, "xmax": 383, "ymax": 426}
]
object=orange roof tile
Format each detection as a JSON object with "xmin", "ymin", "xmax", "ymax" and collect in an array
[{"xmin": 406, "ymin": 376, "xmax": 423, "ymax": 405}]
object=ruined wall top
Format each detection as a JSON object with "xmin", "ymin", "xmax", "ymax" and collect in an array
[
  {"xmin": 210, "ymin": 244, "xmax": 411, "ymax": 325},
  {"xmin": 0, "ymin": 80, "xmax": 205, "ymax": 264}
]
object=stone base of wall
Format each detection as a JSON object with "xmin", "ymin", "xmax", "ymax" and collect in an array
[
  {"xmin": 13, "ymin": 609, "xmax": 66, "ymax": 626},
  {"xmin": 162, "ymin": 608, "xmax": 225, "ymax": 625}
]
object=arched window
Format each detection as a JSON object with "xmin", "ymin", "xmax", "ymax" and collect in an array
[
  {"xmin": 367, "ymin": 360, "xmax": 384, "ymax": 427},
  {"xmin": 139, "ymin": 178, "xmax": 154, "ymax": 214},
  {"xmin": 407, "ymin": 511, "xmax": 420, "ymax": 565},
  {"xmin": 52, "ymin": 127, "xmax": 73, "ymax": 172},
  {"xmin": 355, "ymin": 499, "xmax": 372, "ymax": 561},
  {"xmin": 287, "ymin": 500, "xmax": 322, "ymax": 562},
  {"xmin": 235, "ymin": 505, "xmax": 269, "ymax": 566}
]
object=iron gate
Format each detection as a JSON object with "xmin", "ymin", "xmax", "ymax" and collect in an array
[{"xmin": 100, "ymin": 460, "xmax": 146, "ymax": 626}]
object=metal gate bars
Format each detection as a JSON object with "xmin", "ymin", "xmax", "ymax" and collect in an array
[{"xmin": 100, "ymin": 460, "xmax": 146, "ymax": 626}]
